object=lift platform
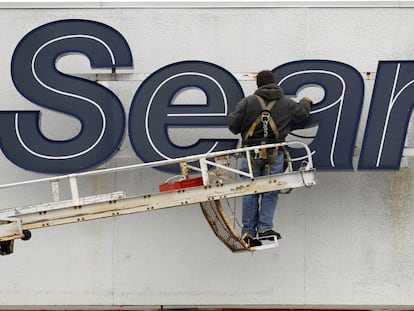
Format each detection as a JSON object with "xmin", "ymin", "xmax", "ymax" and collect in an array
[{"xmin": 0, "ymin": 142, "xmax": 316, "ymax": 255}]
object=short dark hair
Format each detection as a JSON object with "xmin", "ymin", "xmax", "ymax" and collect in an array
[{"xmin": 256, "ymin": 70, "xmax": 276, "ymax": 87}]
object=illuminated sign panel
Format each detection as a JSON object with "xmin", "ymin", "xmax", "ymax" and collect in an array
[{"xmin": 2, "ymin": 19, "xmax": 413, "ymax": 173}]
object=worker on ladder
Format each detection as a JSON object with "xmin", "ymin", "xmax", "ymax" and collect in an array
[{"xmin": 228, "ymin": 70, "xmax": 312, "ymax": 247}]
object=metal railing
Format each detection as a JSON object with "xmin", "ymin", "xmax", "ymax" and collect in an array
[{"xmin": 0, "ymin": 141, "xmax": 314, "ymax": 210}]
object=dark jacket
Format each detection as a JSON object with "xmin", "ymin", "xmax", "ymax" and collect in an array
[{"xmin": 228, "ymin": 83, "xmax": 311, "ymax": 144}]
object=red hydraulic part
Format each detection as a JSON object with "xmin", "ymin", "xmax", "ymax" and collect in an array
[{"xmin": 159, "ymin": 176, "xmax": 204, "ymax": 192}]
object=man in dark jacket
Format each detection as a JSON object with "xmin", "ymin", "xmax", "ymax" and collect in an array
[{"xmin": 228, "ymin": 70, "xmax": 312, "ymax": 247}]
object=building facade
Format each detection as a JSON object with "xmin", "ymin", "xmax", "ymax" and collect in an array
[{"xmin": 0, "ymin": 1, "xmax": 414, "ymax": 309}]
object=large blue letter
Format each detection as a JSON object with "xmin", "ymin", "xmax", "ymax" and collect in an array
[
  {"xmin": 274, "ymin": 60, "xmax": 364, "ymax": 170},
  {"xmin": 129, "ymin": 61, "xmax": 243, "ymax": 172},
  {"xmin": 3, "ymin": 19, "xmax": 132, "ymax": 173},
  {"xmin": 359, "ymin": 61, "xmax": 414, "ymax": 169}
]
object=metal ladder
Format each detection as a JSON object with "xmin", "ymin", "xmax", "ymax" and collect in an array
[{"xmin": 0, "ymin": 142, "xmax": 316, "ymax": 255}]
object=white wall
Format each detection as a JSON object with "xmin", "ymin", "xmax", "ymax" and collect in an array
[{"xmin": 0, "ymin": 2, "xmax": 414, "ymax": 308}]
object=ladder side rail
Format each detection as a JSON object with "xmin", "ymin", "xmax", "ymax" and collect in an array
[
  {"xmin": 0, "ymin": 142, "xmax": 316, "ymax": 253},
  {"xmin": 1, "ymin": 192, "xmax": 126, "ymax": 221},
  {"xmin": 0, "ymin": 142, "xmax": 313, "ymax": 193},
  {"xmin": 0, "ymin": 174, "xmax": 70, "ymax": 190},
  {"xmin": 0, "ymin": 146, "xmax": 244, "ymax": 190},
  {"xmin": 72, "ymin": 142, "xmax": 304, "ymax": 177},
  {"xmin": 197, "ymin": 141, "xmax": 313, "ymax": 180},
  {"xmin": 0, "ymin": 141, "xmax": 315, "ymax": 218},
  {"xmin": 14, "ymin": 170, "xmax": 316, "ymax": 232}
]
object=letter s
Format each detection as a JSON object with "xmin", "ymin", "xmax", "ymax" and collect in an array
[{"xmin": 2, "ymin": 19, "xmax": 132, "ymax": 173}]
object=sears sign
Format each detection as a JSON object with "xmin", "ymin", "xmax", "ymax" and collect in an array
[{"xmin": 3, "ymin": 19, "xmax": 414, "ymax": 173}]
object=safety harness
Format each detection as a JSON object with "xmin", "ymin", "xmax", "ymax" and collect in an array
[{"xmin": 243, "ymin": 95, "xmax": 280, "ymax": 167}]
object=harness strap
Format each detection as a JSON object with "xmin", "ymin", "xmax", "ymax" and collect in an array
[
  {"xmin": 243, "ymin": 95, "xmax": 281, "ymax": 167},
  {"xmin": 245, "ymin": 116, "xmax": 262, "ymax": 140},
  {"xmin": 255, "ymin": 95, "xmax": 280, "ymax": 142}
]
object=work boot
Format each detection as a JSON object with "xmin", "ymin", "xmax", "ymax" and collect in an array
[{"xmin": 258, "ymin": 229, "xmax": 282, "ymax": 241}]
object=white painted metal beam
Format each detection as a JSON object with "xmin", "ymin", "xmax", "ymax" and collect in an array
[
  {"xmin": 0, "ymin": 142, "xmax": 316, "ymax": 253},
  {"xmin": 0, "ymin": 1, "xmax": 413, "ymax": 8}
]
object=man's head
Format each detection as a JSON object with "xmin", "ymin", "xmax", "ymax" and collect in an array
[{"xmin": 256, "ymin": 70, "xmax": 276, "ymax": 87}]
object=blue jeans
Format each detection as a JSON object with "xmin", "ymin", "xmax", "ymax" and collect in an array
[{"xmin": 240, "ymin": 151, "xmax": 284, "ymax": 237}]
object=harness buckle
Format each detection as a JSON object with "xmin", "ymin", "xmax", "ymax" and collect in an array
[
  {"xmin": 261, "ymin": 111, "xmax": 270, "ymax": 137},
  {"xmin": 261, "ymin": 111, "xmax": 270, "ymax": 122}
]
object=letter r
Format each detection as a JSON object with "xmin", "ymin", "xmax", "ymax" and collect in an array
[{"xmin": 359, "ymin": 61, "xmax": 414, "ymax": 169}]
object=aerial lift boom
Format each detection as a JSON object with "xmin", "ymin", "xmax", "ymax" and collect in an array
[{"xmin": 0, "ymin": 142, "xmax": 316, "ymax": 255}]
